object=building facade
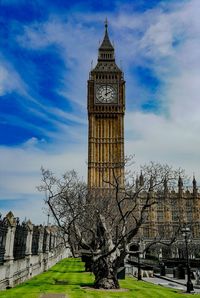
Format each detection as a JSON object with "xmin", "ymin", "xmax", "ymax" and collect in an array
[
  {"xmin": 135, "ymin": 174, "xmax": 200, "ymax": 258},
  {"xmin": 87, "ymin": 21, "xmax": 125, "ymax": 189}
]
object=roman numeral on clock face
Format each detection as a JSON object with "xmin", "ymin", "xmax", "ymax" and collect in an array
[{"xmin": 96, "ymin": 85, "xmax": 117, "ymax": 103}]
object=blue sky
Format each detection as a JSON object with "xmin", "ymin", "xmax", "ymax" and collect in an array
[{"xmin": 1, "ymin": 0, "xmax": 200, "ymax": 223}]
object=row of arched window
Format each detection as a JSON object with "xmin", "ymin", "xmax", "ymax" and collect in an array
[
  {"xmin": 95, "ymin": 74, "xmax": 118, "ymax": 80},
  {"xmin": 100, "ymin": 53, "xmax": 113, "ymax": 59}
]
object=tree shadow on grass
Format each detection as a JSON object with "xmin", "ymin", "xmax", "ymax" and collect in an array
[
  {"xmin": 18, "ymin": 280, "xmax": 54, "ymax": 288},
  {"xmin": 53, "ymin": 279, "xmax": 94, "ymax": 287},
  {"xmin": 49, "ymin": 269, "xmax": 85, "ymax": 274}
]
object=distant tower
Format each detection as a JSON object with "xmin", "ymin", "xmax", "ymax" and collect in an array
[{"xmin": 87, "ymin": 21, "xmax": 125, "ymax": 189}]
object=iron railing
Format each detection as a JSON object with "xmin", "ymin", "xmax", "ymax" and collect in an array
[
  {"xmin": 31, "ymin": 226, "xmax": 40, "ymax": 255},
  {"xmin": 0, "ymin": 215, "xmax": 8, "ymax": 265},
  {"xmin": 13, "ymin": 219, "xmax": 28, "ymax": 260}
]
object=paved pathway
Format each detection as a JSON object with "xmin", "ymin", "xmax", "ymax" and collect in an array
[{"xmin": 143, "ymin": 274, "xmax": 200, "ymax": 293}]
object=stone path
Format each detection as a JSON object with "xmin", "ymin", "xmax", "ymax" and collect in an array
[
  {"xmin": 144, "ymin": 275, "xmax": 200, "ymax": 293},
  {"xmin": 144, "ymin": 277, "xmax": 186, "ymax": 291},
  {"xmin": 40, "ymin": 294, "xmax": 67, "ymax": 298}
]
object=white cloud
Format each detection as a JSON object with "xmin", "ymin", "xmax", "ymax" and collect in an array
[
  {"xmin": 0, "ymin": 142, "xmax": 87, "ymax": 195},
  {"xmin": 0, "ymin": 141, "xmax": 87, "ymax": 223},
  {"xmin": 0, "ymin": 197, "xmax": 47, "ymax": 225},
  {"xmin": 125, "ymin": 111, "xmax": 200, "ymax": 179},
  {"xmin": 17, "ymin": 16, "xmax": 98, "ymax": 109},
  {"xmin": 0, "ymin": 59, "xmax": 27, "ymax": 96}
]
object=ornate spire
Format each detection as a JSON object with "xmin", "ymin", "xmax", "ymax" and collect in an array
[
  {"xmin": 98, "ymin": 20, "xmax": 115, "ymax": 61},
  {"xmin": 193, "ymin": 175, "xmax": 197, "ymax": 188},
  {"xmin": 139, "ymin": 171, "xmax": 144, "ymax": 187},
  {"xmin": 178, "ymin": 175, "xmax": 183, "ymax": 196},
  {"xmin": 164, "ymin": 178, "xmax": 168, "ymax": 194},
  {"xmin": 178, "ymin": 175, "xmax": 183, "ymax": 188},
  {"xmin": 193, "ymin": 175, "xmax": 197, "ymax": 196},
  {"xmin": 99, "ymin": 19, "xmax": 114, "ymax": 50}
]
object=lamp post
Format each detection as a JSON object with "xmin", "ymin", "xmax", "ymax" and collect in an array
[
  {"xmin": 137, "ymin": 250, "xmax": 142, "ymax": 280},
  {"xmin": 137, "ymin": 239, "xmax": 143, "ymax": 280},
  {"xmin": 181, "ymin": 227, "xmax": 194, "ymax": 293}
]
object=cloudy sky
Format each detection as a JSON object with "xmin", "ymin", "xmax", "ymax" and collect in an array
[{"xmin": 0, "ymin": 0, "xmax": 200, "ymax": 223}]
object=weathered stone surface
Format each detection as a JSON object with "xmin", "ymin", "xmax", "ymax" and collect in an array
[{"xmin": 40, "ymin": 294, "xmax": 67, "ymax": 298}]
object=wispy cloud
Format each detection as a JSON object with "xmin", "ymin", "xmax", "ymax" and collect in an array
[
  {"xmin": 0, "ymin": 140, "xmax": 87, "ymax": 222},
  {"xmin": 0, "ymin": 57, "xmax": 27, "ymax": 96}
]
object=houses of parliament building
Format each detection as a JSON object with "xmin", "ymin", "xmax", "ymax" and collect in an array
[
  {"xmin": 136, "ymin": 173, "xmax": 200, "ymax": 257},
  {"xmin": 87, "ymin": 21, "xmax": 200, "ymax": 257}
]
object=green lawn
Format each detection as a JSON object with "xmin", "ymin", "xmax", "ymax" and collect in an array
[{"xmin": 0, "ymin": 258, "xmax": 198, "ymax": 298}]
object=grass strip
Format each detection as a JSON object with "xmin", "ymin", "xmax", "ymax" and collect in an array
[{"xmin": 0, "ymin": 258, "xmax": 198, "ymax": 298}]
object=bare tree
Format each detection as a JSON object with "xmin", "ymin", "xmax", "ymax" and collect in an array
[{"xmin": 38, "ymin": 162, "xmax": 184, "ymax": 289}]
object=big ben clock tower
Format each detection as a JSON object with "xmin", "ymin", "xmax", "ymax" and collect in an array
[{"xmin": 87, "ymin": 21, "xmax": 125, "ymax": 189}]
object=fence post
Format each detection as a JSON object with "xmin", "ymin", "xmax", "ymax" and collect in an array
[
  {"xmin": 4, "ymin": 211, "xmax": 17, "ymax": 288},
  {"xmin": 25, "ymin": 220, "xmax": 33, "ymax": 278}
]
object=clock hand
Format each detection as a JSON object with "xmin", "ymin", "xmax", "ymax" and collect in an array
[{"xmin": 105, "ymin": 91, "xmax": 112, "ymax": 96}]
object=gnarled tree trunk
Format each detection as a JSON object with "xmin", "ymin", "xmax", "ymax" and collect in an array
[{"xmin": 93, "ymin": 256, "xmax": 119, "ymax": 289}]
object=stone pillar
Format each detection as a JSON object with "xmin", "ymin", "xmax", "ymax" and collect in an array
[
  {"xmin": 4, "ymin": 211, "xmax": 17, "ymax": 288},
  {"xmin": 25, "ymin": 220, "xmax": 33, "ymax": 278},
  {"xmin": 25, "ymin": 220, "xmax": 33, "ymax": 256},
  {"xmin": 4, "ymin": 212, "xmax": 16, "ymax": 262},
  {"xmin": 38, "ymin": 226, "xmax": 44, "ymax": 254},
  {"xmin": 36, "ymin": 225, "xmax": 44, "ymax": 271},
  {"xmin": 45, "ymin": 227, "xmax": 50, "ymax": 253},
  {"xmin": 54, "ymin": 234, "xmax": 57, "ymax": 250},
  {"xmin": 44, "ymin": 227, "xmax": 50, "ymax": 271},
  {"xmin": 50, "ymin": 227, "xmax": 56, "ymax": 251}
]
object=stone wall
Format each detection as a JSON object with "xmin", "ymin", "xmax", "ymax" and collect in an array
[{"xmin": 0, "ymin": 212, "xmax": 71, "ymax": 290}]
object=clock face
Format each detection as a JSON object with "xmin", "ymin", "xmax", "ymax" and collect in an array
[{"xmin": 96, "ymin": 85, "xmax": 117, "ymax": 103}]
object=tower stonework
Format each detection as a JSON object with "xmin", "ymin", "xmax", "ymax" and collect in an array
[{"xmin": 87, "ymin": 22, "xmax": 125, "ymax": 189}]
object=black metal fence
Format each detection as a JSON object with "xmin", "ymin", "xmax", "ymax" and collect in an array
[
  {"xmin": 13, "ymin": 219, "xmax": 28, "ymax": 260},
  {"xmin": 0, "ymin": 215, "xmax": 8, "ymax": 265},
  {"xmin": 31, "ymin": 226, "xmax": 40, "ymax": 255}
]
